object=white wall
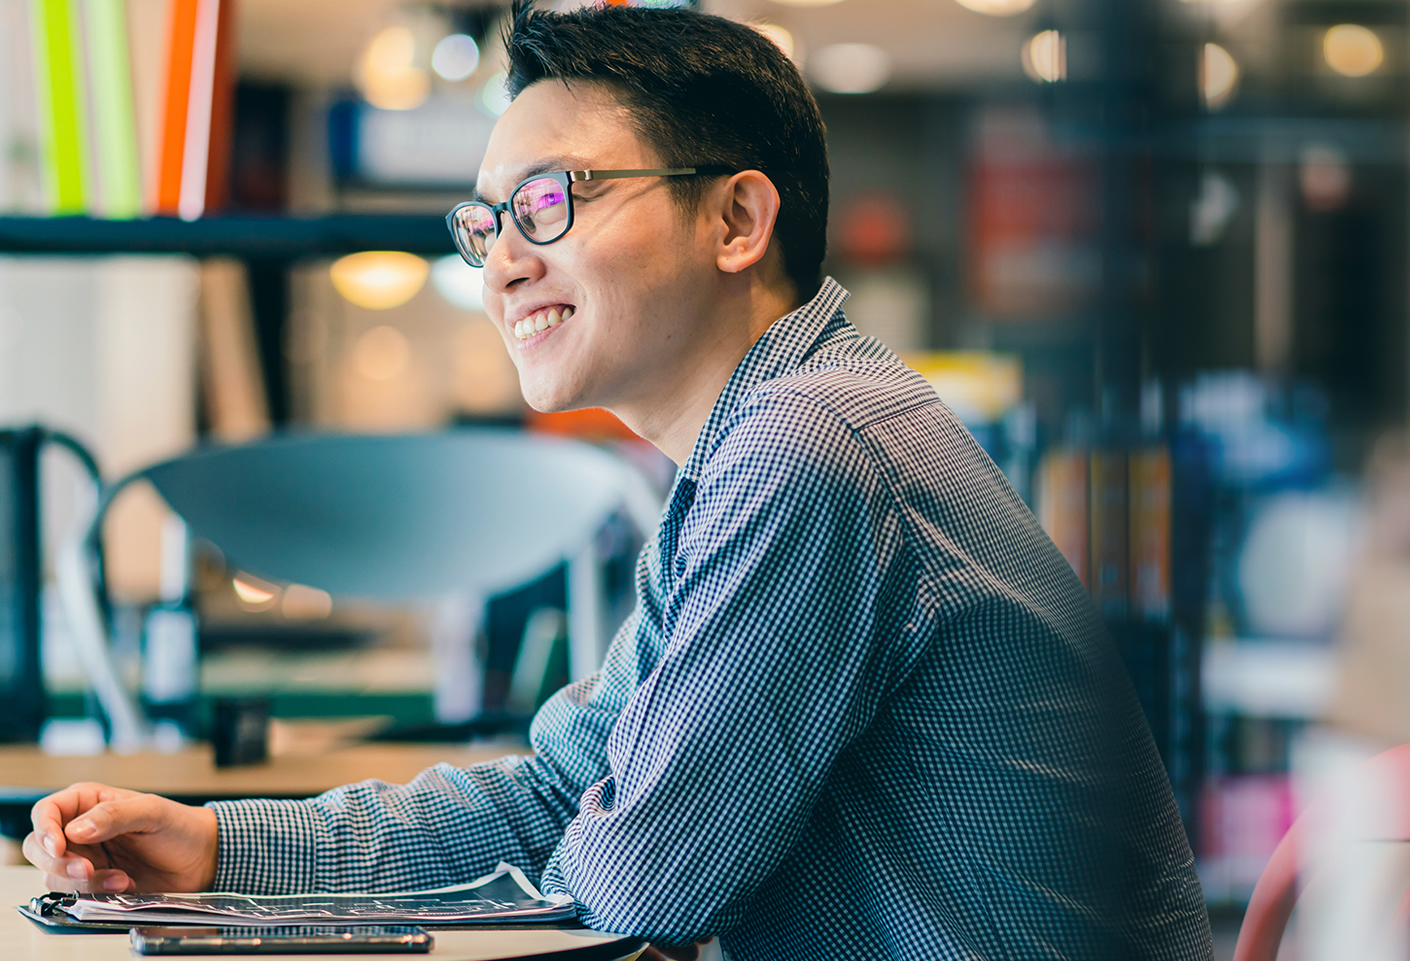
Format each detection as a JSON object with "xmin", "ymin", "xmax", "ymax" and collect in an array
[{"xmin": 0, "ymin": 255, "xmax": 198, "ymax": 601}]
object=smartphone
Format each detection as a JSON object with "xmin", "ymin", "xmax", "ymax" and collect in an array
[{"xmin": 129, "ymin": 925, "xmax": 433, "ymax": 955}]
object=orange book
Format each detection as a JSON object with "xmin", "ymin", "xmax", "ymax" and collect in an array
[
  {"xmin": 155, "ymin": 0, "xmax": 199, "ymax": 215},
  {"xmin": 1128, "ymin": 446, "xmax": 1172, "ymax": 621},
  {"xmin": 1038, "ymin": 449, "xmax": 1089, "ymax": 589}
]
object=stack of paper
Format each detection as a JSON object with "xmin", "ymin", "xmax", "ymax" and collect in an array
[{"xmin": 51, "ymin": 863, "xmax": 575, "ymax": 927}]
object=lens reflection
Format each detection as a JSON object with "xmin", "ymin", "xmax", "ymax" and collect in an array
[
  {"xmin": 513, "ymin": 177, "xmax": 569, "ymax": 242},
  {"xmin": 453, "ymin": 205, "xmax": 497, "ymax": 266}
]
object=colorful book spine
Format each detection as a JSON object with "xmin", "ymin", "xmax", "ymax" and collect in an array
[
  {"xmin": 202, "ymin": 0, "xmax": 236, "ymax": 213},
  {"xmin": 157, "ymin": 0, "xmax": 235, "ymax": 220},
  {"xmin": 1128, "ymin": 446, "xmax": 1173, "ymax": 621},
  {"xmin": 82, "ymin": 0, "xmax": 141, "ymax": 217},
  {"xmin": 176, "ymin": 0, "xmax": 217, "ymax": 219},
  {"xmin": 1089, "ymin": 448, "xmax": 1128, "ymax": 619},
  {"xmin": 29, "ymin": 0, "xmax": 90, "ymax": 213},
  {"xmin": 155, "ymin": 0, "xmax": 198, "ymax": 215},
  {"xmin": 1038, "ymin": 449, "xmax": 1090, "ymax": 589}
]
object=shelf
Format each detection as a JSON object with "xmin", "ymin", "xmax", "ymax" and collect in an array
[{"xmin": 0, "ymin": 213, "xmax": 455, "ymax": 258}]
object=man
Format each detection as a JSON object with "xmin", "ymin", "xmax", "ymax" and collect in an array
[{"xmin": 24, "ymin": 4, "xmax": 1211, "ymax": 959}]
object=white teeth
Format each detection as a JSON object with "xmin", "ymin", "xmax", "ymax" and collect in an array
[{"xmin": 513, "ymin": 307, "xmax": 574, "ymax": 341}]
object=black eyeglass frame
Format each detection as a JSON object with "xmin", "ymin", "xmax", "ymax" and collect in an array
[{"xmin": 445, "ymin": 166, "xmax": 735, "ymax": 267}]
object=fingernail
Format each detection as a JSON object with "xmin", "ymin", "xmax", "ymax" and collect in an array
[
  {"xmin": 66, "ymin": 861, "xmax": 86, "ymax": 879},
  {"xmin": 68, "ymin": 820, "xmax": 93, "ymax": 839},
  {"xmin": 103, "ymin": 875, "xmax": 126, "ymax": 892},
  {"xmin": 42, "ymin": 835, "xmax": 57, "ymax": 857}
]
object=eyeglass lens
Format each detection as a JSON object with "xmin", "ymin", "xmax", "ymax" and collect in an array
[
  {"xmin": 511, "ymin": 177, "xmax": 569, "ymax": 242},
  {"xmin": 452, "ymin": 205, "xmax": 497, "ymax": 266},
  {"xmin": 452, "ymin": 176, "xmax": 571, "ymax": 267}
]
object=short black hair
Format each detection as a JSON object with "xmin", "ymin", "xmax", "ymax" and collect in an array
[{"xmin": 504, "ymin": 1, "xmax": 829, "ymax": 300}]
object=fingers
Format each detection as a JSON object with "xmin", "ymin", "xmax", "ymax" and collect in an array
[
  {"xmin": 30, "ymin": 783, "xmax": 135, "ymax": 860},
  {"xmin": 22, "ymin": 831, "xmax": 131, "ymax": 894},
  {"xmin": 88, "ymin": 868, "xmax": 135, "ymax": 894},
  {"xmin": 20, "ymin": 829, "xmax": 88, "ymax": 882},
  {"xmin": 64, "ymin": 795, "xmax": 165, "ymax": 846},
  {"xmin": 36, "ymin": 869, "xmax": 132, "ymax": 895}
]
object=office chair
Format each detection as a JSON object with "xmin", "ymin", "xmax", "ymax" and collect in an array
[
  {"xmin": 0, "ymin": 425, "xmax": 101, "ymax": 742},
  {"xmin": 1233, "ymin": 742, "xmax": 1410, "ymax": 961},
  {"xmin": 57, "ymin": 429, "xmax": 663, "ymax": 750}
]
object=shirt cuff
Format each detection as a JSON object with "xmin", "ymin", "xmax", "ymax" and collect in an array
[{"xmin": 207, "ymin": 799, "xmax": 326, "ymax": 894}]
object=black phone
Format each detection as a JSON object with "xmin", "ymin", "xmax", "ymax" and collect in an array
[{"xmin": 129, "ymin": 925, "xmax": 433, "ymax": 955}]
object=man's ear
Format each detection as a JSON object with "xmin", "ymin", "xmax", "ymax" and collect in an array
[{"xmin": 714, "ymin": 170, "xmax": 782, "ymax": 275}]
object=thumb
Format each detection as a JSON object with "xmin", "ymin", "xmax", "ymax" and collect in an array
[{"xmin": 66, "ymin": 796, "xmax": 163, "ymax": 844}]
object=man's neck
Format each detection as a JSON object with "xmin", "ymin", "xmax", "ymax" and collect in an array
[{"xmin": 613, "ymin": 280, "xmax": 802, "ymax": 466}]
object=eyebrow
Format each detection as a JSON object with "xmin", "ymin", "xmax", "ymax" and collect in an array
[{"xmin": 472, "ymin": 156, "xmax": 597, "ymax": 203}]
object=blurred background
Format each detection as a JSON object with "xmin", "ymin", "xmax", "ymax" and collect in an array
[{"xmin": 3, "ymin": 0, "xmax": 1408, "ymax": 949}]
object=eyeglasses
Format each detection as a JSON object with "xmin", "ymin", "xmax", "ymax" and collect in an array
[{"xmin": 445, "ymin": 167, "xmax": 732, "ymax": 267}]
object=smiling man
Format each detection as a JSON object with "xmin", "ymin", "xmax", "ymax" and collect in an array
[{"xmin": 24, "ymin": 4, "xmax": 1211, "ymax": 960}]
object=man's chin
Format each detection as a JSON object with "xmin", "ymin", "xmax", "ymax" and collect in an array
[{"xmin": 520, "ymin": 383, "xmax": 586, "ymax": 415}]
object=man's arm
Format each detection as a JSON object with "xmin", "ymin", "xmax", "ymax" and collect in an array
[
  {"xmin": 209, "ymin": 600, "xmax": 661, "ymax": 895},
  {"xmin": 25, "ymin": 585, "xmax": 661, "ymax": 895},
  {"xmin": 544, "ymin": 393, "xmax": 914, "ymax": 942}
]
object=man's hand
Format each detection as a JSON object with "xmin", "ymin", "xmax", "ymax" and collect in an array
[{"xmin": 22, "ymin": 782, "xmax": 219, "ymax": 894}]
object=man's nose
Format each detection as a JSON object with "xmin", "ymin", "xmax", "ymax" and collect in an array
[{"xmin": 482, "ymin": 220, "xmax": 544, "ymax": 292}]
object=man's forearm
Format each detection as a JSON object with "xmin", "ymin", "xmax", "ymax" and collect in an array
[{"xmin": 209, "ymin": 756, "xmax": 579, "ymax": 894}]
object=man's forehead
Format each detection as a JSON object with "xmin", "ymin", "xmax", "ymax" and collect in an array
[{"xmin": 473, "ymin": 81, "xmax": 647, "ymax": 200}]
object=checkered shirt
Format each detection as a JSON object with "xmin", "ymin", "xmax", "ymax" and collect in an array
[{"xmin": 210, "ymin": 278, "xmax": 1211, "ymax": 960}]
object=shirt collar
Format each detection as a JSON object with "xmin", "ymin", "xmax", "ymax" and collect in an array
[{"xmin": 678, "ymin": 277, "xmax": 850, "ymax": 481}]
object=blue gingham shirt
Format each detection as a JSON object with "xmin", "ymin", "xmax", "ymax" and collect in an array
[{"xmin": 210, "ymin": 279, "xmax": 1211, "ymax": 960}]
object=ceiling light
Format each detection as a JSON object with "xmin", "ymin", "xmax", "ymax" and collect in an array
[
  {"xmin": 811, "ymin": 43, "xmax": 892, "ymax": 94},
  {"xmin": 1201, "ymin": 42, "xmax": 1239, "ymax": 109},
  {"xmin": 356, "ymin": 26, "xmax": 430, "ymax": 110},
  {"xmin": 432, "ymin": 254, "xmax": 485, "ymax": 311},
  {"xmin": 1324, "ymin": 24, "xmax": 1383, "ymax": 78},
  {"xmin": 753, "ymin": 23, "xmax": 797, "ymax": 63},
  {"xmin": 232, "ymin": 574, "xmax": 278, "ymax": 609},
  {"xmin": 1022, "ymin": 30, "xmax": 1065, "ymax": 83},
  {"xmin": 431, "ymin": 34, "xmax": 480, "ymax": 82},
  {"xmin": 330, "ymin": 251, "xmax": 429, "ymax": 310},
  {"xmin": 953, "ymin": 0, "xmax": 1037, "ymax": 16},
  {"xmin": 353, "ymin": 325, "xmax": 412, "ymax": 381}
]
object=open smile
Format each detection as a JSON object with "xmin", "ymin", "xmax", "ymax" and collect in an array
[{"xmin": 512, "ymin": 304, "xmax": 576, "ymax": 342}]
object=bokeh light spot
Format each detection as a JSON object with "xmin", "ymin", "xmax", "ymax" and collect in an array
[
  {"xmin": 330, "ymin": 251, "xmax": 428, "ymax": 310},
  {"xmin": 353, "ymin": 325, "xmax": 412, "ymax": 381},
  {"xmin": 1324, "ymin": 24, "xmax": 1383, "ymax": 78},
  {"xmin": 431, "ymin": 34, "xmax": 480, "ymax": 82}
]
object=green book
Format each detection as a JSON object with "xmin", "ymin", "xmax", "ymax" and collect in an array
[
  {"xmin": 28, "ymin": 0, "xmax": 89, "ymax": 213},
  {"xmin": 82, "ymin": 0, "xmax": 141, "ymax": 218}
]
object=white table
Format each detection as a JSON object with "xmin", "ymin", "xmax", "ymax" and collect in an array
[{"xmin": 1, "ymin": 867, "xmax": 644, "ymax": 961}]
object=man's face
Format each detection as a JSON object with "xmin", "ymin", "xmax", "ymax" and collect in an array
[{"xmin": 475, "ymin": 81, "xmax": 716, "ymax": 413}]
